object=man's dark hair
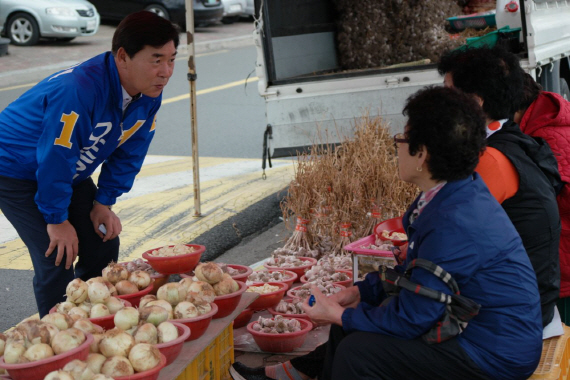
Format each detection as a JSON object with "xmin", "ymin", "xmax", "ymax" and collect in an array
[
  {"xmin": 437, "ymin": 46, "xmax": 524, "ymax": 121},
  {"xmin": 519, "ymin": 72, "xmax": 543, "ymax": 111},
  {"xmin": 112, "ymin": 11, "xmax": 180, "ymax": 57},
  {"xmin": 403, "ymin": 86, "xmax": 487, "ymax": 181}
]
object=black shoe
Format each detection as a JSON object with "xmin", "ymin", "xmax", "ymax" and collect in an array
[{"xmin": 229, "ymin": 362, "xmax": 272, "ymax": 380}]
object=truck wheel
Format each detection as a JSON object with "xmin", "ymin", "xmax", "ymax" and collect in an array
[
  {"xmin": 561, "ymin": 78, "xmax": 570, "ymax": 101},
  {"xmin": 7, "ymin": 13, "xmax": 40, "ymax": 46}
]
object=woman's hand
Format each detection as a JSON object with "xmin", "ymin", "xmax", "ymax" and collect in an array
[
  {"xmin": 90, "ymin": 203, "xmax": 122, "ymax": 242},
  {"xmin": 329, "ymin": 285, "xmax": 361, "ymax": 309},
  {"xmin": 301, "ymin": 285, "xmax": 346, "ymax": 326}
]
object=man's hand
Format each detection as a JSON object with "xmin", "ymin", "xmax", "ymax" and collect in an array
[
  {"xmin": 46, "ymin": 221, "xmax": 79, "ymax": 269},
  {"xmin": 301, "ymin": 285, "xmax": 346, "ymax": 327},
  {"xmin": 90, "ymin": 203, "xmax": 122, "ymax": 242}
]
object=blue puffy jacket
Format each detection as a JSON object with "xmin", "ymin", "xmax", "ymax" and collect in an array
[
  {"xmin": 341, "ymin": 174, "xmax": 543, "ymax": 380},
  {"xmin": 0, "ymin": 52, "xmax": 160, "ymax": 224}
]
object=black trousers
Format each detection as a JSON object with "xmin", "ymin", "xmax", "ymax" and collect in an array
[
  {"xmin": 0, "ymin": 175, "xmax": 119, "ymax": 317},
  {"xmin": 291, "ymin": 324, "xmax": 491, "ymax": 380}
]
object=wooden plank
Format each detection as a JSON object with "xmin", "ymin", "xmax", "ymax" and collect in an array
[{"xmin": 158, "ymin": 292, "xmax": 259, "ymax": 380}]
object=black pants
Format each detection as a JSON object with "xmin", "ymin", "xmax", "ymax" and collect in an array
[
  {"xmin": 0, "ymin": 175, "xmax": 119, "ymax": 317},
  {"xmin": 291, "ymin": 325, "xmax": 491, "ymax": 380}
]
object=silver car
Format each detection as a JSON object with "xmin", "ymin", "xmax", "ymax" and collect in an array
[{"xmin": 0, "ymin": 0, "xmax": 99, "ymax": 46}]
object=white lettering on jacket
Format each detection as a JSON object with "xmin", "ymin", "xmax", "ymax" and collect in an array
[{"xmin": 73, "ymin": 122, "xmax": 112, "ymax": 179}]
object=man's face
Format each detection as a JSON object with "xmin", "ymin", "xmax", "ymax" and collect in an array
[{"xmin": 121, "ymin": 41, "xmax": 177, "ymax": 98}]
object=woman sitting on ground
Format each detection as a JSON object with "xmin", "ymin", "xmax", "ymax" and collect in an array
[{"xmin": 230, "ymin": 86, "xmax": 543, "ymax": 380}]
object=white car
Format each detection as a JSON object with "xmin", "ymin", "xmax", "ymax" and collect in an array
[
  {"xmin": 0, "ymin": 0, "xmax": 99, "ymax": 46},
  {"xmin": 221, "ymin": 0, "xmax": 245, "ymax": 23},
  {"xmin": 242, "ymin": 0, "xmax": 254, "ymax": 17}
]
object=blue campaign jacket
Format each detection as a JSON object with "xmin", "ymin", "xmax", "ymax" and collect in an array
[
  {"xmin": 341, "ymin": 174, "xmax": 543, "ymax": 380},
  {"xmin": 0, "ymin": 52, "xmax": 160, "ymax": 224}
]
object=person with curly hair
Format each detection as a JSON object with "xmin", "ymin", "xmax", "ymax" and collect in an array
[
  {"xmin": 514, "ymin": 73, "xmax": 570, "ymax": 321},
  {"xmin": 438, "ymin": 46, "xmax": 562, "ymax": 332},
  {"xmin": 230, "ymin": 86, "xmax": 543, "ymax": 380}
]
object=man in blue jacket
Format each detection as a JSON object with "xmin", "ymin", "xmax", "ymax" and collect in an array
[{"xmin": 0, "ymin": 11, "xmax": 179, "ymax": 316}]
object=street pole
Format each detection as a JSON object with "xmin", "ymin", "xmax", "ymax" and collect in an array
[{"xmin": 185, "ymin": 0, "xmax": 201, "ymax": 217}]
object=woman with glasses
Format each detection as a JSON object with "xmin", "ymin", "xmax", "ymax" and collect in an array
[{"xmin": 230, "ymin": 86, "xmax": 543, "ymax": 380}]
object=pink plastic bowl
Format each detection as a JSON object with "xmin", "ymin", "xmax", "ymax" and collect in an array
[
  {"xmin": 142, "ymin": 244, "xmax": 205, "ymax": 275},
  {"xmin": 49, "ymin": 300, "xmax": 132, "ymax": 331},
  {"xmin": 246, "ymin": 282, "xmax": 288, "ymax": 311},
  {"xmin": 0, "ymin": 333, "xmax": 93, "ymax": 380},
  {"xmin": 114, "ymin": 352, "xmax": 167, "ymax": 380},
  {"xmin": 300, "ymin": 269, "xmax": 353, "ymax": 288},
  {"xmin": 233, "ymin": 308, "xmax": 254, "ymax": 329},
  {"xmin": 264, "ymin": 257, "xmax": 317, "ymax": 279},
  {"xmin": 117, "ymin": 283, "xmax": 154, "ymax": 308},
  {"xmin": 267, "ymin": 298, "xmax": 312, "ymax": 323},
  {"xmin": 212, "ymin": 281, "xmax": 247, "ymax": 319},
  {"xmin": 155, "ymin": 322, "xmax": 191, "ymax": 366},
  {"xmin": 248, "ymin": 270, "xmax": 298, "ymax": 290},
  {"xmin": 174, "ymin": 303, "xmax": 218, "ymax": 341},
  {"xmin": 287, "ymin": 284, "xmax": 346, "ymax": 300},
  {"xmin": 247, "ymin": 318, "xmax": 312, "ymax": 353}
]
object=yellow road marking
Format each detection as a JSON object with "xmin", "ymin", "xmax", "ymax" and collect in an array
[{"xmin": 162, "ymin": 77, "xmax": 259, "ymax": 105}]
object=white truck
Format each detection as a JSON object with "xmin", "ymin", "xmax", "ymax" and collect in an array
[{"xmin": 253, "ymin": 0, "xmax": 570, "ymax": 159}]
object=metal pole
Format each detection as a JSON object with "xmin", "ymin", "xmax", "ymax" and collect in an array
[{"xmin": 185, "ymin": 0, "xmax": 201, "ymax": 217}]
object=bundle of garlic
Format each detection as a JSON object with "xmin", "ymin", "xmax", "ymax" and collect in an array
[
  {"xmin": 303, "ymin": 265, "xmax": 350, "ymax": 284},
  {"xmin": 274, "ymin": 300, "xmax": 305, "ymax": 315},
  {"xmin": 217, "ymin": 262, "xmax": 248, "ymax": 276},
  {"xmin": 289, "ymin": 283, "xmax": 343, "ymax": 300},
  {"xmin": 317, "ymin": 254, "xmax": 353, "ymax": 271},
  {"xmin": 265, "ymin": 255, "xmax": 312, "ymax": 268},
  {"xmin": 246, "ymin": 270, "xmax": 293, "ymax": 285},
  {"xmin": 251, "ymin": 315, "xmax": 303, "ymax": 334}
]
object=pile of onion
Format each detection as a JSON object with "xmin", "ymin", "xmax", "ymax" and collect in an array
[
  {"xmin": 193, "ymin": 262, "xmax": 240, "ymax": 297},
  {"xmin": 102, "ymin": 261, "xmax": 152, "ymax": 295}
]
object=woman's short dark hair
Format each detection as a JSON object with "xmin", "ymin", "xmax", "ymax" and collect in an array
[
  {"xmin": 519, "ymin": 72, "xmax": 542, "ymax": 111},
  {"xmin": 403, "ymin": 86, "xmax": 487, "ymax": 181},
  {"xmin": 437, "ymin": 46, "xmax": 524, "ymax": 121},
  {"xmin": 112, "ymin": 11, "xmax": 180, "ymax": 58}
]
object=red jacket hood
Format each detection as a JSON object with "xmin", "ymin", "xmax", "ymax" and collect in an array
[{"xmin": 520, "ymin": 91, "xmax": 570, "ymax": 135}]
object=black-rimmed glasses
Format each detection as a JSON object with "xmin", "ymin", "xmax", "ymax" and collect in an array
[{"xmin": 393, "ymin": 133, "xmax": 409, "ymax": 156}]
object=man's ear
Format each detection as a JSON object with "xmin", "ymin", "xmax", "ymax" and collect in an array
[
  {"xmin": 115, "ymin": 47, "xmax": 128, "ymax": 69},
  {"xmin": 472, "ymin": 94, "xmax": 484, "ymax": 108}
]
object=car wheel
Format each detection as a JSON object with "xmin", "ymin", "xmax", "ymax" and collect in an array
[
  {"xmin": 145, "ymin": 5, "xmax": 170, "ymax": 20},
  {"xmin": 56, "ymin": 37, "xmax": 76, "ymax": 42},
  {"xmin": 561, "ymin": 78, "xmax": 570, "ymax": 101},
  {"xmin": 7, "ymin": 12, "xmax": 40, "ymax": 46}
]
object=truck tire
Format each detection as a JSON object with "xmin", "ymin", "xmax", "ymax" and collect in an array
[
  {"xmin": 7, "ymin": 13, "xmax": 40, "ymax": 46},
  {"xmin": 561, "ymin": 78, "xmax": 570, "ymax": 101}
]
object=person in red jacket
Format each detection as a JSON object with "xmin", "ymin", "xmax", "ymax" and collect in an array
[{"xmin": 515, "ymin": 73, "xmax": 570, "ymax": 321}]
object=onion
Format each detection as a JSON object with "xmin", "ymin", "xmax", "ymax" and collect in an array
[
  {"xmin": 99, "ymin": 328, "xmax": 135, "ymax": 357},
  {"xmin": 103, "ymin": 281, "xmax": 117, "ymax": 297},
  {"xmin": 90, "ymin": 303, "xmax": 110, "ymax": 318},
  {"xmin": 90, "ymin": 332, "xmax": 104, "ymax": 354},
  {"xmin": 129, "ymin": 270, "xmax": 151, "ymax": 290},
  {"xmin": 194, "ymin": 262, "xmax": 223, "ymax": 284},
  {"xmin": 196, "ymin": 303, "xmax": 212, "ymax": 315},
  {"xmin": 22, "ymin": 343, "xmax": 54, "ymax": 362},
  {"xmin": 174, "ymin": 301, "xmax": 199, "ymax": 319},
  {"xmin": 4, "ymin": 340, "xmax": 26, "ymax": 364},
  {"xmin": 66, "ymin": 278, "xmax": 89, "ymax": 304},
  {"xmin": 178, "ymin": 277, "xmax": 195, "ymax": 294},
  {"xmin": 213, "ymin": 276, "xmax": 236, "ymax": 296},
  {"xmin": 157, "ymin": 283, "xmax": 186, "ymax": 306},
  {"xmin": 88, "ymin": 282, "xmax": 110, "ymax": 304},
  {"xmin": 101, "ymin": 356, "xmax": 134, "ymax": 377},
  {"xmin": 157, "ymin": 321, "xmax": 179, "ymax": 343},
  {"xmin": 115, "ymin": 280, "xmax": 139, "ymax": 295},
  {"xmin": 73, "ymin": 319, "xmax": 98, "ymax": 334},
  {"xmin": 15, "ymin": 320, "xmax": 51, "ymax": 347},
  {"xmin": 114, "ymin": 307, "xmax": 140, "ymax": 330},
  {"xmin": 87, "ymin": 353, "xmax": 107, "ymax": 374},
  {"xmin": 43, "ymin": 322, "xmax": 60, "ymax": 344},
  {"xmin": 41, "ymin": 312, "xmax": 74, "ymax": 331},
  {"xmin": 139, "ymin": 294, "xmax": 157, "ymax": 309},
  {"xmin": 63, "ymin": 359, "xmax": 94, "ymax": 380},
  {"xmin": 186, "ymin": 281, "xmax": 216, "ymax": 303},
  {"xmin": 147, "ymin": 299, "xmax": 173, "ymax": 319},
  {"xmin": 139, "ymin": 305, "xmax": 169, "ymax": 326},
  {"xmin": 68, "ymin": 307, "xmax": 89, "ymax": 320},
  {"xmin": 51, "ymin": 328, "xmax": 86, "ymax": 354},
  {"xmin": 77, "ymin": 302, "xmax": 92, "ymax": 314},
  {"xmin": 102, "ymin": 263, "xmax": 129, "ymax": 285},
  {"xmin": 128, "ymin": 343, "xmax": 161, "ymax": 372},
  {"xmin": 44, "ymin": 370, "xmax": 75, "ymax": 380},
  {"xmin": 0, "ymin": 333, "xmax": 6, "ymax": 356},
  {"xmin": 91, "ymin": 375, "xmax": 114, "ymax": 380},
  {"xmin": 133, "ymin": 323, "xmax": 158, "ymax": 344},
  {"xmin": 56, "ymin": 301, "xmax": 76, "ymax": 314},
  {"xmin": 104, "ymin": 296, "xmax": 124, "ymax": 314},
  {"xmin": 86, "ymin": 277, "xmax": 105, "ymax": 285}
]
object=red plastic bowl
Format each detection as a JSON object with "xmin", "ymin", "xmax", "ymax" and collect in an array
[
  {"xmin": 287, "ymin": 284, "xmax": 345, "ymax": 300},
  {"xmin": 174, "ymin": 303, "xmax": 218, "ymax": 341},
  {"xmin": 225, "ymin": 264, "xmax": 253, "ymax": 282},
  {"xmin": 247, "ymin": 318, "xmax": 312, "ymax": 353},
  {"xmin": 246, "ymin": 282, "xmax": 288, "ymax": 311},
  {"xmin": 0, "ymin": 333, "xmax": 93, "ymax": 380},
  {"xmin": 142, "ymin": 244, "xmax": 205, "ymax": 275},
  {"xmin": 212, "ymin": 281, "xmax": 247, "ymax": 319},
  {"xmin": 374, "ymin": 217, "xmax": 407, "ymax": 246},
  {"xmin": 114, "ymin": 352, "xmax": 167, "ymax": 380},
  {"xmin": 247, "ymin": 270, "xmax": 298, "ymax": 290},
  {"xmin": 233, "ymin": 308, "xmax": 254, "ymax": 329},
  {"xmin": 117, "ymin": 283, "xmax": 154, "ymax": 308},
  {"xmin": 264, "ymin": 257, "xmax": 317, "ymax": 279},
  {"xmin": 300, "ymin": 269, "xmax": 353, "ymax": 288},
  {"xmin": 155, "ymin": 322, "xmax": 191, "ymax": 366},
  {"xmin": 49, "ymin": 300, "xmax": 132, "ymax": 331},
  {"xmin": 267, "ymin": 299, "xmax": 311, "ymax": 323}
]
